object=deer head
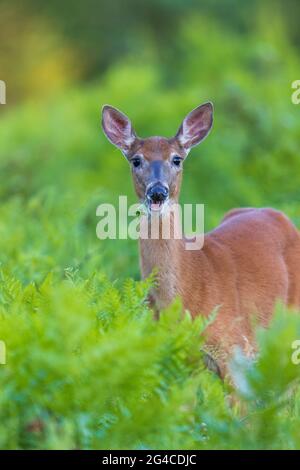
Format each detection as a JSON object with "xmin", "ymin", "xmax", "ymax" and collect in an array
[{"xmin": 101, "ymin": 102, "xmax": 213, "ymax": 213}]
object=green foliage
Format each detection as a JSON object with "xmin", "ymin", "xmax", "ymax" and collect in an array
[
  {"xmin": 1, "ymin": 3, "xmax": 300, "ymax": 450},
  {"xmin": 1, "ymin": 273, "xmax": 300, "ymax": 449},
  {"xmin": 2, "ymin": 0, "xmax": 300, "ymax": 103},
  {"xmin": 0, "ymin": 270, "xmax": 206, "ymax": 449}
]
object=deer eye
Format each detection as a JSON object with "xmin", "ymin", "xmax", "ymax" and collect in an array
[
  {"xmin": 131, "ymin": 156, "xmax": 142, "ymax": 168},
  {"xmin": 172, "ymin": 155, "xmax": 182, "ymax": 167}
]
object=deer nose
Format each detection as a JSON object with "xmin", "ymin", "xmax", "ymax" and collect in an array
[{"xmin": 146, "ymin": 184, "xmax": 169, "ymax": 203}]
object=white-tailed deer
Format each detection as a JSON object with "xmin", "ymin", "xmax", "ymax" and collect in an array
[{"xmin": 101, "ymin": 102, "xmax": 300, "ymax": 377}]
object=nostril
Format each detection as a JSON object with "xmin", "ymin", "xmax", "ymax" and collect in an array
[
  {"xmin": 147, "ymin": 185, "xmax": 169, "ymax": 203},
  {"xmin": 152, "ymin": 191, "xmax": 165, "ymax": 203}
]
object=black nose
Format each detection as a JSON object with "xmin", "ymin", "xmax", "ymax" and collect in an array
[{"xmin": 147, "ymin": 184, "xmax": 169, "ymax": 203}]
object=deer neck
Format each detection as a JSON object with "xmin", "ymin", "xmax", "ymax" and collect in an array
[{"xmin": 138, "ymin": 208, "xmax": 184, "ymax": 309}]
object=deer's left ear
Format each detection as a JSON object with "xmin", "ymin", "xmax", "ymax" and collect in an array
[
  {"xmin": 175, "ymin": 102, "xmax": 213, "ymax": 151},
  {"xmin": 102, "ymin": 105, "xmax": 136, "ymax": 154}
]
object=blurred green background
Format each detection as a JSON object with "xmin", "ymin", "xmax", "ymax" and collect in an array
[
  {"xmin": 1, "ymin": 0, "xmax": 300, "ymax": 450},
  {"xmin": 1, "ymin": 0, "xmax": 300, "ymax": 283}
]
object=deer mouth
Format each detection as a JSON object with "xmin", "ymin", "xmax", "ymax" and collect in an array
[
  {"xmin": 146, "ymin": 198, "xmax": 169, "ymax": 214},
  {"xmin": 146, "ymin": 183, "xmax": 169, "ymax": 213},
  {"xmin": 150, "ymin": 201, "xmax": 164, "ymax": 212}
]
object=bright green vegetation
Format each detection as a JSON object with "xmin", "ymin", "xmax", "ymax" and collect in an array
[{"xmin": 1, "ymin": 8, "xmax": 300, "ymax": 449}]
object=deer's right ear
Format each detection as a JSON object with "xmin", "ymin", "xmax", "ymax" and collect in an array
[{"xmin": 101, "ymin": 105, "xmax": 136, "ymax": 154}]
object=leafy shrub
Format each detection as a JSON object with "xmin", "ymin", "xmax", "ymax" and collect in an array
[{"xmin": 1, "ymin": 271, "xmax": 300, "ymax": 449}]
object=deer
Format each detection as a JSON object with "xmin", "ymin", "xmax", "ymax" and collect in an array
[{"xmin": 101, "ymin": 102, "xmax": 300, "ymax": 378}]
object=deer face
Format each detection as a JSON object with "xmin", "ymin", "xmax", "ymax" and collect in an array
[{"xmin": 101, "ymin": 102, "xmax": 213, "ymax": 213}]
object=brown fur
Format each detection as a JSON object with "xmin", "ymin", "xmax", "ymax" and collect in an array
[
  {"xmin": 101, "ymin": 103, "xmax": 300, "ymax": 378},
  {"xmin": 140, "ymin": 207, "xmax": 300, "ymax": 376}
]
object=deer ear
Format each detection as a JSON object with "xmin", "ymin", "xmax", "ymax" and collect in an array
[
  {"xmin": 176, "ymin": 102, "xmax": 213, "ymax": 151},
  {"xmin": 102, "ymin": 105, "xmax": 136, "ymax": 153}
]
